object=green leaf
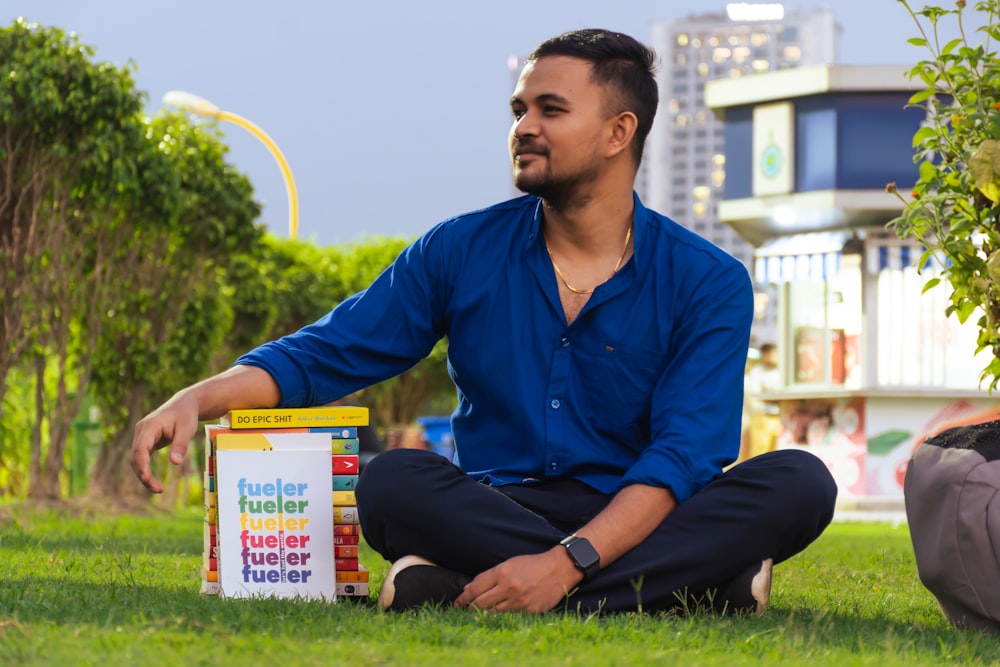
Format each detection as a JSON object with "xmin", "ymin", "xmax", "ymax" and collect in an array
[
  {"xmin": 921, "ymin": 276, "xmax": 942, "ymax": 293},
  {"xmin": 969, "ymin": 139, "xmax": 1000, "ymax": 203}
]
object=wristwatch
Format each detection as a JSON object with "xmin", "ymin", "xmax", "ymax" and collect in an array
[{"xmin": 560, "ymin": 534, "xmax": 601, "ymax": 580}]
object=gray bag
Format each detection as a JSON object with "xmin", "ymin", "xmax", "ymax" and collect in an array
[{"xmin": 904, "ymin": 420, "xmax": 1000, "ymax": 633}]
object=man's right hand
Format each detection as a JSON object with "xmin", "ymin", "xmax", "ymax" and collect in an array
[
  {"xmin": 129, "ymin": 365, "xmax": 282, "ymax": 493},
  {"xmin": 131, "ymin": 392, "xmax": 202, "ymax": 494}
]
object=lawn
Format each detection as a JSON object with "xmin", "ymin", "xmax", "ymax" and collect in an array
[{"xmin": 0, "ymin": 504, "xmax": 998, "ymax": 666}]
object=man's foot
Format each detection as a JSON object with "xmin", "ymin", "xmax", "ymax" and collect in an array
[
  {"xmin": 714, "ymin": 558, "xmax": 773, "ymax": 617},
  {"xmin": 377, "ymin": 555, "xmax": 472, "ymax": 612}
]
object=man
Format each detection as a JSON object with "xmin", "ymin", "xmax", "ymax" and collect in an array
[
  {"xmin": 131, "ymin": 29, "xmax": 836, "ymax": 615},
  {"xmin": 744, "ymin": 343, "xmax": 783, "ymax": 460}
]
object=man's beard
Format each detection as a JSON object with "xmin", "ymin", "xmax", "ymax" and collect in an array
[{"xmin": 514, "ymin": 163, "xmax": 600, "ymax": 211}]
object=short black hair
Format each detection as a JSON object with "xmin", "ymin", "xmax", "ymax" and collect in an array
[{"xmin": 528, "ymin": 29, "xmax": 659, "ymax": 166}]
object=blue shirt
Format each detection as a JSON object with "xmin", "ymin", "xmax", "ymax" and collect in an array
[{"xmin": 237, "ymin": 194, "xmax": 753, "ymax": 503}]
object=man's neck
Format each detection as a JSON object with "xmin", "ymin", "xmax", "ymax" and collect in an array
[{"xmin": 542, "ymin": 187, "xmax": 635, "ymax": 254}]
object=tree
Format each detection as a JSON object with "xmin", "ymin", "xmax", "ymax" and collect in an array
[
  {"xmin": 87, "ymin": 112, "xmax": 262, "ymax": 498},
  {"xmin": 891, "ymin": 0, "xmax": 1000, "ymax": 389},
  {"xmin": 0, "ymin": 19, "xmax": 148, "ymax": 498}
]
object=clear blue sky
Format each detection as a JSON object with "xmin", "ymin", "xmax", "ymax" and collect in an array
[{"xmin": 7, "ymin": 1, "xmax": 975, "ymax": 245}]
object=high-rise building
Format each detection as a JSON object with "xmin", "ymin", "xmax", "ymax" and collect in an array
[{"xmin": 641, "ymin": 4, "xmax": 839, "ymax": 270}]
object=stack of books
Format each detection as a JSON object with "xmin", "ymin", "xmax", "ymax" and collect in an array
[{"xmin": 201, "ymin": 406, "xmax": 370, "ymax": 601}]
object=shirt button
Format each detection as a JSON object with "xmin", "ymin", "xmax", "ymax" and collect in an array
[
  {"xmin": 550, "ymin": 399, "xmax": 561, "ymax": 409},
  {"xmin": 561, "ymin": 337, "xmax": 570, "ymax": 347},
  {"xmin": 550, "ymin": 462, "xmax": 558, "ymax": 470}
]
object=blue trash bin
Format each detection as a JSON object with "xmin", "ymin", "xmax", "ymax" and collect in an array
[{"xmin": 417, "ymin": 416, "xmax": 453, "ymax": 459}]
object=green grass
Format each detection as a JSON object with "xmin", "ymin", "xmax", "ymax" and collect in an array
[{"xmin": 1, "ymin": 505, "xmax": 998, "ymax": 666}]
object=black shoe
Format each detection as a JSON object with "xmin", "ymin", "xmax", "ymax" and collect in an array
[
  {"xmin": 377, "ymin": 555, "xmax": 472, "ymax": 612},
  {"xmin": 714, "ymin": 558, "xmax": 772, "ymax": 617}
]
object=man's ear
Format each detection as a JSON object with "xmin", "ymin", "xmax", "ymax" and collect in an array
[{"xmin": 606, "ymin": 112, "xmax": 638, "ymax": 159}]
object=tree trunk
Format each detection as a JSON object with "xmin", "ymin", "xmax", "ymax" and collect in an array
[
  {"xmin": 90, "ymin": 390, "xmax": 147, "ymax": 498},
  {"xmin": 26, "ymin": 354, "xmax": 45, "ymax": 498}
]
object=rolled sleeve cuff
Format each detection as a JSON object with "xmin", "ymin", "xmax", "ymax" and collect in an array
[
  {"xmin": 618, "ymin": 447, "xmax": 705, "ymax": 504},
  {"xmin": 235, "ymin": 343, "xmax": 311, "ymax": 408}
]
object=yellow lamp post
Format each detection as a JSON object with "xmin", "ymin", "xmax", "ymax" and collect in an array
[{"xmin": 162, "ymin": 90, "xmax": 299, "ymax": 239}]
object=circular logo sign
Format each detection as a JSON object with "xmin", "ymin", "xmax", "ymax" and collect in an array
[{"xmin": 760, "ymin": 143, "xmax": 782, "ymax": 179}]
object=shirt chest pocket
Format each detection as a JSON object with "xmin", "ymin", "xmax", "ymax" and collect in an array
[{"xmin": 573, "ymin": 339, "xmax": 666, "ymax": 442}]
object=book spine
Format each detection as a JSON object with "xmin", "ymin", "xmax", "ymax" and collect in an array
[
  {"xmin": 332, "ymin": 490, "xmax": 357, "ymax": 506},
  {"xmin": 335, "ymin": 545, "xmax": 359, "ymax": 558},
  {"xmin": 334, "ymin": 535, "xmax": 360, "ymax": 546},
  {"xmin": 334, "ymin": 524, "xmax": 360, "ymax": 536},
  {"xmin": 336, "ymin": 582, "xmax": 369, "ymax": 597},
  {"xmin": 332, "ymin": 475, "xmax": 359, "ymax": 491},
  {"xmin": 333, "ymin": 506, "xmax": 359, "ymax": 525},
  {"xmin": 223, "ymin": 407, "xmax": 369, "ymax": 429},
  {"xmin": 331, "ymin": 455, "xmax": 359, "ymax": 475},
  {"xmin": 329, "ymin": 438, "xmax": 359, "ymax": 455},
  {"xmin": 309, "ymin": 427, "xmax": 358, "ymax": 439},
  {"xmin": 336, "ymin": 566, "xmax": 369, "ymax": 582},
  {"xmin": 335, "ymin": 557, "xmax": 359, "ymax": 571}
]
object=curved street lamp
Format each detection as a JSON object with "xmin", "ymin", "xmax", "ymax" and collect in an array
[{"xmin": 162, "ymin": 90, "xmax": 299, "ymax": 239}]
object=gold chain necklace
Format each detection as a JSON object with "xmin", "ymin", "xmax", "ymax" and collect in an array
[{"xmin": 546, "ymin": 225, "xmax": 633, "ymax": 295}]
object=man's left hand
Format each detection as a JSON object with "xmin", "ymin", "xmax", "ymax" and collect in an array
[{"xmin": 453, "ymin": 547, "xmax": 584, "ymax": 614}]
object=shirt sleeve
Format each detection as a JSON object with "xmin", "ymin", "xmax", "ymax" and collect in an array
[
  {"xmin": 235, "ymin": 226, "xmax": 451, "ymax": 407},
  {"xmin": 617, "ymin": 259, "xmax": 754, "ymax": 503}
]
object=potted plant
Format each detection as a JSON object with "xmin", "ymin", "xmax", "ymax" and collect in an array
[{"xmin": 891, "ymin": 0, "xmax": 1000, "ymax": 635}]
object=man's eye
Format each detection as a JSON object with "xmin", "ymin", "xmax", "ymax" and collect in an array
[
  {"xmin": 512, "ymin": 108, "xmax": 525, "ymax": 119},
  {"xmin": 543, "ymin": 106, "xmax": 563, "ymax": 114}
]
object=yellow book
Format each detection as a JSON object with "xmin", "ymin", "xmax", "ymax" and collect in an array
[
  {"xmin": 221, "ymin": 406, "xmax": 369, "ymax": 429},
  {"xmin": 214, "ymin": 432, "xmax": 331, "ymax": 451},
  {"xmin": 332, "ymin": 490, "xmax": 357, "ymax": 506}
]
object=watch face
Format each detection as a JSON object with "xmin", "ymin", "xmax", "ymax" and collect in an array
[{"xmin": 563, "ymin": 536, "xmax": 600, "ymax": 578}]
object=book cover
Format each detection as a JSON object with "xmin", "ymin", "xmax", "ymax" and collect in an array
[
  {"xmin": 216, "ymin": 441, "xmax": 336, "ymax": 601},
  {"xmin": 221, "ymin": 406, "xmax": 369, "ymax": 429}
]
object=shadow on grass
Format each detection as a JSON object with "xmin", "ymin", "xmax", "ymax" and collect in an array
[
  {"xmin": 1, "ymin": 507, "xmax": 203, "ymax": 558},
  {"xmin": 758, "ymin": 605, "xmax": 999, "ymax": 659},
  {"xmin": 3, "ymin": 573, "xmax": 997, "ymax": 662},
  {"xmin": 0, "ymin": 575, "xmax": 374, "ymax": 630}
]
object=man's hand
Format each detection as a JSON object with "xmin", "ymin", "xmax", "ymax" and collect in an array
[
  {"xmin": 130, "ymin": 393, "xmax": 201, "ymax": 494},
  {"xmin": 129, "ymin": 365, "xmax": 282, "ymax": 493},
  {"xmin": 454, "ymin": 547, "xmax": 583, "ymax": 614}
]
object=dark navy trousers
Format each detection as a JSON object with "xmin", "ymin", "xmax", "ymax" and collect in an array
[{"xmin": 357, "ymin": 448, "xmax": 837, "ymax": 614}]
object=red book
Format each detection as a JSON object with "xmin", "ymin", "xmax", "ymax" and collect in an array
[
  {"xmin": 332, "ymin": 454, "xmax": 359, "ymax": 475},
  {"xmin": 335, "ymin": 545, "xmax": 358, "ymax": 558},
  {"xmin": 334, "ymin": 524, "xmax": 360, "ymax": 536},
  {"xmin": 335, "ymin": 557, "xmax": 359, "ymax": 571},
  {"xmin": 334, "ymin": 535, "xmax": 360, "ymax": 546}
]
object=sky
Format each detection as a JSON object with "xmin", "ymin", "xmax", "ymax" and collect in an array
[{"xmin": 5, "ymin": 1, "xmax": 975, "ymax": 246}]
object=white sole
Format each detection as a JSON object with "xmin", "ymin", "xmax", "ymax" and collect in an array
[{"xmin": 376, "ymin": 554, "xmax": 438, "ymax": 611}]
